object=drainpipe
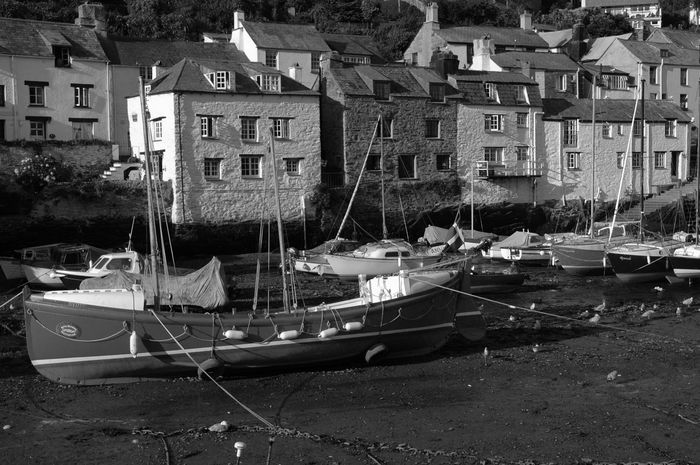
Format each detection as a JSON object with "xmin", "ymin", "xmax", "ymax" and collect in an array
[
  {"xmin": 532, "ymin": 110, "xmax": 544, "ymax": 206},
  {"xmin": 10, "ymin": 56, "xmax": 17, "ymax": 138},
  {"xmin": 658, "ymin": 59, "xmax": 663, "ymax": 99},
  {"xmin": 177, "ymin": 92, "xmax": 186, "ymax": 224},
  {"xmin": 105, "ymin": 61, "xmax": 112, "ymax": 146}
]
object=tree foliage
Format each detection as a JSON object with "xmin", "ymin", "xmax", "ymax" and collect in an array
[{"xmin": 537, "ymin": 8, "xmax": 633, "ymax": 38}]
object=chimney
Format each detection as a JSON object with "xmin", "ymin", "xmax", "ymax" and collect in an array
[
  {"xmin": 520, "ymin": 11, "xmax": 532, "ymax": 30},
  {"xmin": 75, "ymin": 3, "xmax": 106, "ymax": 33},
  {"xmin": 234, "ymin": 10, "xmax": 245, "ymax": 29},
  {"xmin": 470, "ymin": 37, "xmax": 495, "ymax": 70},
  {"xmin": 289, "ymin": 63, "xmax": 302, "ymax": 82},
  {"xmin": 320, "ymin": 51, "xmax": 343, "ymax": 75},
  {"xmin": 520, "ymin": 60, "xmax": 531, "ymax": 78},
  {"xmin": 426, "ymin": 3, "xmax": 439, "ymax": 29},
  {"xmin": 567, "ymin": 22, "xmax": 587, "ymax": 61},
  {"xmin": 430, "ymin": 50, "xmax": 459, "ymax": 78}
]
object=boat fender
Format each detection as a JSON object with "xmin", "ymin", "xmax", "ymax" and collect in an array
[
  {"xmin": 344, "ymin": 321, "xmax": 363, "ymax": 332},
  {"xmin": 279, "ymin": 330, "xmax": 300, "ymax": 340},
  {"xmin": 129, "ymin": 331, "xmax": 139, "ymax": 358},
  {"xmin": 318, "ymin": 327, "xmax": 338, "ymax": 339},
  {"xmin": 197, "ymin": 358, "xmax": 223, "ymax": 379},
  {"xmin": 365, "ymin": 343, "xmax": 387, "ymax": 363},
  {"xmin": 224, "ymin": 329, "xmax": 247, "ymax": 340}
]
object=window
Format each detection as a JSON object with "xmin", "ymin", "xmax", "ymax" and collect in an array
[
  {"xmin": 71, "ymin": 120, "xmax": 93, "ymax": 140},
  {"xmin": 484, "ymin": 147, "xmax": 503, "ymax": 163},
  {"xmin": 273, "ymin": 118, "xmax": 290, "ymax": 139},
  {"xmin": 484, "ymin": 83, "xmax": 498, "ymax": 101},
  {"xmin": 484, "ymin": 114, "xmax": 503, "ymax": 132},
  {"xmin": 131, "ymin": 113, "xmax": 138, "ymax": 122},
  {"xmin": 650, "ymin": 93, "xmax": 657, "ymax": 99},
  {"xmin": 602, "ymin": 123, "xmax": 611, "ymax": 138},
  {"xmin": 557, "ymin": 74, "xmax": 568, "ymax": 91},
  {"xmin": 654, "ymin": 151, "xmax": 666, "ymax": 169},
  {"xmin": 665, "ymin": 119, "xmax": 677, "ymax": 137},
  {"xmin": 200, "ymin": 116, "xmax": 218, "ymax": 138},
  {"xmin": 618, "ymin": 124, "xmax": 625, "ymax": 135},
  {"xmin": 633, "ymin": 120, "xmax": 643, "ymax": 136},
  {"xmin": 398, "ymin": 155, "xmax": 416, "ymax": 179},
  {"xmin": 380, "ymin": 117, "xmax": 393, "ymax": 138},
  {"xmin": 411, "ymin": 52, "xmax": 418, "ymax": 64},
  {"xmin": 429, "ymin": 83, "xmax": 445, "ymax": 102},
  {"xmin": 632, "ymin": 151, "xmax": 642, "ymax": 169},
  {"xmin": 139, "ymin": 66, "xmax": 153, "ymax": 81},
  {"xmin": 311, "ymin": 52, "xmax": 320, "ymax": 72},
  {"xmin": 73, "ymin": 85, "xmax": 90, "ymax": 108},
  {"xmin": 28, "ymin": 119, "xmax": 46, "ymax": 139},
  {"xmin": 436, "ymin": 154, "xmax": 451, "ymax": 170},
  {"xmin": 0, "ymin": 85, "xmax": 5, "ymax": 106},
  {"xmin": 374, "ymin": 81, "xmax": 390, "ymax": 100},
  {"xmin": 563, "ymin": 119, "xmax": 578, "ymax": 146},
  {"xmin": 152, "ymin": 120, "xmax": 163, "ymax": 140},
  {"xmin": 516, "ymin": 146, "xmax": 529, "ymax": 161},
  {"xmin": 284, "ymin": 158, "xmax": 301, "ymax": 175},
  {"xmin": 27, "ymin": 82, "xmax": 46, "ymax": 106},
  {"xmin": 680, "ymin": 94, "xmax": 688, "ymax": 110},
  {"xmin": 617, "ymin": 152, "xmax": 625, "ymax": 169},
  {"xmin": 241, "ymin": 117, "xmax": 257, "ymax": 141},
  {"xmin": 649, "ymin": 66, "xmax": 658, "ymax": 85},
  {"xmin": 215, "ymin": 71, "xmax": 231, "ymax": 90},
  {"xmin": 204, "ymin": 158, "xmax": 221, "ymax": 179},
  {"xmin": 265, "ymin": 50, "xmax": 278, "ymax": 69},
  {"xmin": 566, "ymin": 152, "xmax": 580, "ymax": 170},
  {"xmin": 425, "ymin": 119, "xmax": 440, "ymax": 138},
  {"xmin": 54, "ymin": 46, "xmax": 70, "ymax": 67},
  {"xmin": 606, "ymin": 75, "xmax": 627, "ymax": 90},
  {"xmin": 241, "ymin": 155, "xmax": 262, "ymax": 178},
  {"xmin": 367, "ymin": 154, "xmax": 381, "ymax": 171},
  {"xmin": 516, "ymin": 113, "xmax": 528, "ymax": 128},
  {"xmin": 256, "ymin": 74, "xmax": 280, "ymax": 92},
  {"xmin": 681, "ymin": 68, "xmax": 688, "ymax": 86},
  {"xmin": 0, "ymin": 120, "xmax": 4, "ymax": 141},
  {"xmin": 516, "ymin": 86, "xmax": 528, "ymax": 104}
]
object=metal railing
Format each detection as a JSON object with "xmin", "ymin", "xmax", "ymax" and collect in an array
[{"xmin": 475, "ymin": 160, "xmax": 544, "ymax": 178}]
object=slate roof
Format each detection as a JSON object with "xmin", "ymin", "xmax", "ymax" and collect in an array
[
  {"xmin": 581, "ymin": 34, "xmax": 633, "ymax": 61},
  {"xmin": 646, "ymin": 28, "xmax": 700, "ymax": 50},
  {"xmin": 147, "ymin": 58, "xmax": 316, "ymax": 96},
  {"xmin": 329, "ymin": 65, "xmax": 460, "ymax": 99},
  {"xmin": 616, "ymin": 39, "xmax": 699, "ymax": 65},
  {"xmin": 543, "ymin": 98, "xmax": 691, "ymax": 122},
  {"xmin": 580, "ymin": 63, "xmax": 629, "ymax": 76},
  {"xmin": 0, "ymin": 17, "xmax": 107, "ymax": 60},
  {"xmin": 320, "ymin": 33, "xmax": 386, "ymax": 63},
  {"xmin": 491, "ymin": 51, "xmax": 581, "ymax": 71},
  {"xmin": 104, "ymin": 40, "xmax": 247, "ymax": 67},
  {"xmin": 436, "ymin": 26, "xmax": 548, "ymax": 49},
  {"xmin": 449, "ymin": 71, "xmax": 542, "ymax": 106},
  {"xmin": 240, "ymin": 21, "xmax": 330, "ymax": 52},
  {"xmin": 538, "ymin": 29, "xmax": 572, "ymax": 48}
]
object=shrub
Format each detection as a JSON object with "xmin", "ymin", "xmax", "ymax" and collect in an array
[{"xmin": 13, "ymin": 154, "xmax": 63, "ymax": 193}]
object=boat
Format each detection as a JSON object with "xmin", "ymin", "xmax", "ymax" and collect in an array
[
  {"xmin": 420, "ymin": 225, "xmax": 498, "ymax": 253},
  {"xmin": 606, "ymin": 238, "xmax": 685, "ymax": 284},
  {"xmin": 550, "ymin": 223, "xmax": 633, "ymax": 276},
  {"xmin": 481, "ymin": 230, "xmax": 552, "ymax": 265},
  {"xmin": 469, "ymin": 260, "xmax": 525, "ymax": 293},
  {"xmin": 21, "ymin": 82, "xmax": 484, "ymax": 385},
  {"xmin": 0, "ymin": 253, "xmax": 24, "ymax": 282},
  {"xmin": 51, "ymin": 250, "xmax": 145, "ymax": 290},
  {"xmin": 668, "ymin": 235, "xmax": 700, "ymax": 280},
  {"xmin": 20, "ymin": 243, "xmax": 111, "ymax": 289},
  {"xmin": 289, "ymin": 238, "xmax": 362, "ymax": 276},
  {"xmin": 323, "ymin": 239, "xmax": 443, "ymax": 280}
]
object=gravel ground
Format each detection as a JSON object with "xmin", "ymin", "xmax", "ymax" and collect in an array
[{"xmin": 0, "ymin": 256, "xmax": 699, "ymax": 465}]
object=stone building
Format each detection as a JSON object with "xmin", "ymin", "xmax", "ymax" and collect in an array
[
  {"xmin": 541, "ymin": 98, "xmax": 691, "ymax": 205},
  {"xmin": 127, "ymin": 58, "xmax": 320, "ymax": 224},
  {"xmin": 448, "ymin": 71, "xmax": 544, "ymax": 206}
]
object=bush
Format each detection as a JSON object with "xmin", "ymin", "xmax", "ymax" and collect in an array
[{"xmin": 13, "ymin": 153, "xmax": 66, "ymax": 193}]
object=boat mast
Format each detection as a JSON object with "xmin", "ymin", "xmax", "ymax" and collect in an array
[
  {"xmin": 334, "ymin": 115, "xmax": 381, "ymax": 241},
  {"xmin": 269, "ymin": 128, "xmax": 289, "ymax": 313},
  {"xmin": 640, "ymin": 79, "xmax": 646, "ymax": 240},
  {"xmin": 380, "ymin": 114, "xmax": 388, "ymax": 240},
  {"xmin": 590, "ymin": 75, "xmax": 596, "ymax": 238},
  {"xmin": 696, "ymin": 76, "xmax": 700, "ymax": 243},
  {"xmin": 138, "ymin": 76, "xmax": 160, "ymax": 310}
]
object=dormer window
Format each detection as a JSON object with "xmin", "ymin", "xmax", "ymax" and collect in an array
[
  {"xmin": 374, "ymin": 81, "xmax": 390, "ymax": 100},
  {"xmin": 429, "ymin": 83, "xmax": 445, "ymax": 102},
  {"xmin": 484, "ymin": 83, "xmax": 498, "ymax": 102},
  {"xmin": 660, "ymin": 49, "xmax": 669, "ymax": 57},
  {"xmin": 255, "ymin": 74, "xmax": 280, "ymax": 92},
  {"xmin": 206, "ymin": 71, "xmax": 231, "ymax": 90},
  {"xmin": 516, "ymin": 86, "xmax": 529, "ymax": 104},
  {"xmin": 54, "ymin": 46, "xmax": 70, "ymax": 68}
]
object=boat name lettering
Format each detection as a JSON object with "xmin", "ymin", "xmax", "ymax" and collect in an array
[{"xmin": 56, "ymin": 322, "xmax": 80, "ymax": 338}]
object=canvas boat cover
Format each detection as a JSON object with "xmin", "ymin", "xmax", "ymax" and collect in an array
[
  {"xmin": 422, "ymin": 226, "xmax": 497, "ymax": 245},
  {"xmin": 494, "ymin": 231, "xmax": 545, "ymax": 248},
  {"xmin": 79, "ymin": 256, "xmax": 229, "ymax": 310}
]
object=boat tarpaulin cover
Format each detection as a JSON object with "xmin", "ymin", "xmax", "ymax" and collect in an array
[
  {"xmin": 422, "ymin": 226, "xmax": 496, "ymax": 244},
  {"xmin": 79, "ymin": 256, "xmax": 229, "ymax": 310},
  {"xmin": 494, "ymin": 231, "xmax": 542, "ymax": 248}
]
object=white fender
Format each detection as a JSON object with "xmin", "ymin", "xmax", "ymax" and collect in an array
[
  {"xmin": 224, "ymin": 329, "xmax": 247, "ymax": 340},
  {"xmin": 279, "ymin": 330, "xmax": 300, "ymax": 340},
  {"xmin": 318, "ymin": 327, "xmax": 338, "ymax": 339},
  {"xmin": 344, "ymin": 321, "xmax": 363, "ymax": 331},
  {"xmin": 129, "ymin": 331, "xmax": 138, "ymax": 358}
]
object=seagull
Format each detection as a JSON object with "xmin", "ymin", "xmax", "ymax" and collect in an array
[
  {"xmin": 532, "ymin": 344, "xmax": 541, "ymax": 353},
  {"xmin": 641, "ymin": 309, "xmax": 655, "ymax": 319},
  {"xmin": 652, "ymin": 304, "xmax": 658, "ymax": 310},
  {"xmin": 508, "ymin": 315, "xmax": 516, "ymax": 322},
  {"xmin": 653, "ymin": 286, "xmax": 664, "ymax": 292},
  {"xmin": 682, "ymin": 296, "xmax": 694, "ymax": 307},
  {"xmin": 530, "ymin": 303, "xmax": 536, "ymax": 310},
  {"xmin": 589, "ymin": 313, "xmax": 601, "ymax": 324},
  {"xmin": 208, "ymin": 420, "xmax": 230, "ymax": 432},
  {"xmin": 606, "ymin": 370, "xmax": 619, "ymax": 381},
  {"xmin": 594, "ymin": 301, "xmax": 606, "ymax": 313},
  {"xmin": 639, "ymin": 303, "xmax": 645, "ymax": 313},
  {"xmin": 483, "ymin": 347, "xmax": 489, "ymax": 360},
  {"xmin": 676, "ymin": 307, "xmax": 683, "ymax": 317},
  {"xmin": 533, "ymin": 319, "xmax": 542, "ymax": 331},
  {"xmin": 578, "ymin": 310, "xmax": 591, "ymax": 319}
]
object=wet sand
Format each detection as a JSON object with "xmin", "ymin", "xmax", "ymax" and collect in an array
[{"xmin": 1, "ymin": 259, "xmax": 699, "ymax": 464}]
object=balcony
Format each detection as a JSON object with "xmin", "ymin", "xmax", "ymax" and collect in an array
[
  {"xmin": 321, "ymin": 171, "xmax": 345, "ymax": 188},
  {"xmin": 475, "ymin": 160, "xmax": 543, "ymax": 178}
]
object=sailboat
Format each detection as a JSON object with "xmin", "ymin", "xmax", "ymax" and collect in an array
[{"xmin": 21, "ymin": 85, "xmax": 484, "ymax": 385}]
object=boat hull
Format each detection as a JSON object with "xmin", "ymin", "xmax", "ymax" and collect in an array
[
  {"xmin": 669, "ymin": 255, "xmax": 700, "ymax": 279},
  {"xmin": 0, "ymin": 258, "xmax": 24, "ymax": 281},
  {"xmin": 22, "ymin": 264, "xmax": 65, "ymax": 289},
  {"xmin": 552, "ymin": 241, "xmax": 611, "ymax": 276},
  {"xmin": 470, "ymin": 272, "xmax": 525, "ymax": 293},
  {"xmin": 324, "ymin": 254, "xmax": 442, "ymax": 279},
  {"xmin": 24, "ymin": 270, "xmax": 483, "ymax": 385},
  {"xmin": 606, "ymin": 251, "xmax": 672, "ymax": 283}
]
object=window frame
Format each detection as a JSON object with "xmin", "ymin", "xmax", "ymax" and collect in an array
[
  {"xmin": 484, "ymin": 114, "xmax": 503, "ymax": 132},
  {"xmin": 152, "ymin": 120, "xmax": 163, "ymax": 141},
  {"xmin": 425, "ymin": 118, "xmax": 440, "ymax": 139},
  {"xmin": 654, "ymin": 151, "xmax": 666, "ymax": 169},
  {"xmin": 665, "ymin": 119, "xmax": 677, "ymax": 137},
  {"xmin": 215, "ymin": 71, "xmax": 230, "ymax": 90},
  {"xmin": 436, "ymin": 154, "xmax": 451, "ymax": 171},
  {"xmin": 649, "ymin": 66, "xmax": 658, "ymax": 85},
  {"xmin": 73, "ymin": 85, "xmax": 90, "ymax": 108},
  {"xmin": 483, "ymin": 147, "xmax": 503, "ymax": 163},
  {"xmin": 632, "ymin": 120, "xmax": 644, "ymax": 137},
  {"xmin": 366, "ymin": 154, "xmax": 381, "ymax": 171},
  {"xmin": 200, "ymin": 116, "xmax": 218, "ymax": 139},
  {"xmin": 28, "ymin": 85, "xmax": 45, "ymax": 107},
  {"xmin": 681, "ymin": 68, "xmax": 688, "ymax": 86},
  {"xmin": 374, "ymin": 81, "xmax": 391, "ymax": 101},
  {"xmin": 680, "ymin": 94, "xmax": 688, "ymax": 110},
  {"xmin": 240, "ymin": 117, "xmax": 258, "ymax": 142},
  {"xmin": 516, "ymin": 113, "xmax": 528, "ymax": 128},
  {"xmin": 380, "ymin": 117, "xmax": 393, "ymax": 139},
  {"xmin": 71, "ymin": 120, "xmax": 93, "ymax": 140},
  {"xmin": 563, "ymin": 119, "xmax": 578, "ymax": 147},
  {"xmin": 602, "ymin": 122, "xmax": 612, "ymax": 138},
  {"xmin": 515, "ymin": 85, "xmax": 529, "ymax": 104},
  {"xmin": 265, "ymin": 50, "xmax": 278, "ymax": 69},
  {"xmin": 557, "ymin": 74, "xmax": 568, "ymax": 92},
  {"xmin": 566, "ymin": 152, "xmax": 580, "ymax": 170},
  {"xmin": 429, "ymin": 83, "xmax": 445, "ymax": 102},
  {"xmin": 272, "ymin": 118, "xmax": 290, "ymax": 139},
  {"xmin": 284, "ymin": 157, "xmax": 302, "ymax": 175},
  {"xmin": 484, "ymin": 83, "xmax": 499, "ymax": 102},
  {"xmin": 240, "ymin": 154, "xmax": 263, "ymax": 178},
  {"xmin": 28, "ymin": 119, "xmax": 46, "ymax": 139},
  {"xmin": 54, "ymin": 46, "xmax": 71, "ymax": 68},
  {"xmin": 632, "ymin": 151, "xmax": 642, "ymax": 170},
  {"xmin": 617, "ymin": 152, "xmax": 625, "ymax": 169},
  {"xmin": 204, "ymin": 158, "xmax": 222, "ymax": 179},
  {"xmin": 516, "ymin": 146, "xmax": 529, "ymax": 161},
  {"xmin": 0, "ymin": 84, "xmax": 5, "ymax": 106},
  {"xmin": 398, "ymin": 154, "xmax": 417, "ymax": 179},
  {"xmin": 311, "ymin": 52, "xmax": 321, "ymax": 72}
]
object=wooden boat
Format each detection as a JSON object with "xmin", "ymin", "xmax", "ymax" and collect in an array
[
  {"xmin": 20, "ymin": 243, "xmax": 110, "ymax": 289},
  {"xmin": 550, "ymin": 224, "xmax": 632, "ymax": 276},
  {"xmin": 606, "ymin": 239, "xmax": 684, "ymax": 283},
  {"xmin": 290, "ymin": 238, "xmax": 362, "ymax": 276},
  {"xmin": 22, "ymin": 266, "xmax": 483, "ymax": 385},
  {"xmin": 52, "ymin": 250, "xmax": 144, "ymax": 290},
  {"xmin": 323, "ymin": 239, "xmax": 443, "ymax": 280},
  {"xmin": 482, "ymin": 231, "xmax": 551, "ymax": 266}
]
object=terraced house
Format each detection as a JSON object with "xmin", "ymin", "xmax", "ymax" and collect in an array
[{"xmin": 127, "ymin": 58, "xmax": 320, "ymax": 224}]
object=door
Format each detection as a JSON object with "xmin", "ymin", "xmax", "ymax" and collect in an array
[{"xmin": 671, "ymin": 151, "xmax": 680, "ymax": 179}]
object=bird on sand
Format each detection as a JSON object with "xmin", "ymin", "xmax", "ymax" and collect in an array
[
  {"xmin": 682, "ymin": 296, "xmax": 694, "ymax": 307},
  {"xmin": 641, "ymin": 309, "xmax": 655, "ymax": 319},
  {"xmin": 530, "ymin": 303, "xmax": 536, "ymax": 310},
  {"xmin": 509, "ymin": 315, "xmax": 517, "ymax": 322},
  {"xmin": 606, "ymin": 370, "xmax": 619, "ymax": 381},
  {"xmin": 483, "ymin": 347, "xmax": 489, "ymax": 360},
  {"xmin": 578, "ymin": 310, "xmax": 591, "ymax": 319},
  {"xmin": 594, "ymin": 301, "xmax": 606, "ymax": 313},
  {"xmin": 533, "ymin": 319, "xmax": 542, "ymax": 331},
  {"xmin": 589, "ymin": 313, "xmax": 601, "ymax": 324},
  {"xmin": 653, "ymin": 286, "xmax": 664, "ymax": 293},
  {"xmin": 639, "ymin": 303, "xmax": 645, "ymax": 313},
  {"xmin": 676, "ymin": 307, "xmax": 683, "ymax": 317},
  {"xmin": 532, "ymin": 344, "xmax": 541, "ymax": 353}
]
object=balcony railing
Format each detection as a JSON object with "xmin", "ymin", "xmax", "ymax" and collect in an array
[
  {"xmin": 475, "ymin": 160, "xmax": 543, "ymax": 178},
  {"xmin": 321, "ymin": 171, "xmax": 345, "ymax": 188}
]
